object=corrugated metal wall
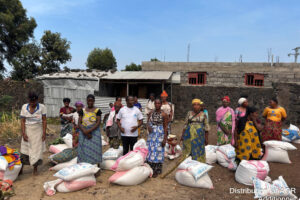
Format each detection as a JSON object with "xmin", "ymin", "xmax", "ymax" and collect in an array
[{"xmin": 42, "ymin": 79, "xmax": 98, "ymax": 117}]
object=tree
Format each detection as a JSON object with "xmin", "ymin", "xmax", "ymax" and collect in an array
[
  {"xmin": 86, "ymin": 48, "xmax": 117, "ymax": 71},
  {"xmin": 0, "ymin": 0, "xmax": 37, "ymax": 74},
  {"xmin": 124, "ymin": 63, "xmax": 141, "ymax": 71},
  {"xmin": 40, "ymin": 30, "xmax": 71, "ymax": 74},
  {"xmin": 150, "ymin": 58, "xmax": 160, "ymax": 62},
  {"xmin": 11, "ymin": 42, "xmax": 41, "ymax": 80}
]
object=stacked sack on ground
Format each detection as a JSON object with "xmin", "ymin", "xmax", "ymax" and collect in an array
[
  {"xmin": 100, "ymin": 146, "xmax": 123, "ymax": 170},
  {"xmin": 175, "ymin": 157, "xmax": 214, "ymax": 189},
  {"xmin": 282, "ymin": 124, "xmax": 300, "ymax": 144},
  {"xmin": 253, "ymin": 176, "xmax": 297, "ymax": 199},
  {"xmin": 262, "ymin": 140, "xmax": 297, "ymax": 164},
  {"xmin": 235, "ymin": 160, "xmax": 270, "ymax": 186},
  {"xmin": 216, "ymin": 144, "xmax": 237, "ymax": 170},
  {"xmin": 44, "ymin": 162, "xmax": 100, "ymax": 195},
  {"xmin": 0, "ymin": 146, "xmax": 22, "ymax": 182},
  {"xmin": 164, "ymin": 134, "xmax": 182, "ymax": 160},
  {"xmin": 108, "ymin": 139, "xmax": 153, "ymax": 186},
  {"xmin": 48, "ymin": 134, "xmax": 78, "ymax": 171}
]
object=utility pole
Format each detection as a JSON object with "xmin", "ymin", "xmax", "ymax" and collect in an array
[
  {"xmin": 267, "ymin": 48, "xmax": 272, "ymax": 63},
  {"xmin": 187, "ymin": 43, "xmax": 190, "ymax": 62},
  {"xmin": 239, "ymin": 54, "xmax": 243, "ymax": 63},
  {"xmin": 288, "ymin": 47, "xmax": 300, "ymax": 63}
]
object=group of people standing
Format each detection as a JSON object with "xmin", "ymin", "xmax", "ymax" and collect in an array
[{"xmin": 19, "ymin": 90, "xmax": 286, "ymax": 178}]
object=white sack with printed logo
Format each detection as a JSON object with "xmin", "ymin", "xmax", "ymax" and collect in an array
[
  {"xmin": 216, "ymin": 144, "xmax": 237, "ymax": 170},
  {"xmin": 103, "ymin": 146, "xmax": 123, "ymax": 160},
  {"xmin": 235, "ymin": 160, "xmax": 269, "ymax": 186},
  {"xmin": 175, "ymin": 170, "xmax": 213, "ymax": 189},
  {"xmin": 253, "ymin": 176, "xmax": 297, "ymax": 199},
  {"xmin": 54, "ymin": 163, "xmax": 99, "ymax": 181}
]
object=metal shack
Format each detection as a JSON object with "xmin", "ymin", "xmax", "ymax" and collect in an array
[{"xmin": 36, "ymin": 70, "xmax": 111, "ymax": 117}]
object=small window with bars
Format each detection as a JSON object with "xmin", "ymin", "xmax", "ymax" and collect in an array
[
  {"xmin": 188, "ymin": 72, "xmax": 206, "ymax": 85},
  {"xmin": 245, "ymin": 73, "xmax": 264, "ymax": 87}
]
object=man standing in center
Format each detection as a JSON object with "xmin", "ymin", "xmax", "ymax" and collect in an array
[{"xmin": 117, "ymin": 96, "xmax": 143, "ymax": 155}]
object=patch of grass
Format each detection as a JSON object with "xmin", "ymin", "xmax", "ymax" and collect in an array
[
  {"xmin": 47, "ymin": 117, "xmax": 61, "ymax": 125},
  {"xmin": 0, "ymin": 111, "xmax": 21, "ymax": 142}
]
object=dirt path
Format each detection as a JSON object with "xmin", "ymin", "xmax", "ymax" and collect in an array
[{"xmin": 7, "ymin": 122, "xmax": 300, "ymax": 200}]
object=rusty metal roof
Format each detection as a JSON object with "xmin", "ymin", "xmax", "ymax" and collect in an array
[{"xmin": 101, "ymin": 71, "xmax": 173, "ymax": 80}]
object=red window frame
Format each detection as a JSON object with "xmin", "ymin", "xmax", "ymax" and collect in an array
[
  {"xmin": 245, "ymin": 73, "xmax": 264, "ymax": 87},
  {"xmin": 188, "ymin": 72, "xmax": 207, "ymax": 85}
]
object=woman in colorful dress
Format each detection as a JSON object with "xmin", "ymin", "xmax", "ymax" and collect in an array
[
  {"xmin": 181, "ymin": 99, "xmax": 210, "ymax": 163},
  {"xmin": 216, "ymin": 96, "xmax": 236, "ymax": 145},
  {"xmin": 261, "ymin": 97, "xmax": 287, "ymax": 142},
  {"xmin": 20, "ymin": 91, "xmax": 47, "ymax": 175},
  {"xmin": 235, "ymin": 107, "xmax": 263, "ymax": 164},
  {"xmin": 160, "ymin": 90, "xmax": 173, "ymax": 135},
  {"xmin": 78, "ymin": 94, "xmax": 102, "ymax": 164},
  {"xmin": 146, "ymin": 99, "xmax": 168, "ymax": 177}
]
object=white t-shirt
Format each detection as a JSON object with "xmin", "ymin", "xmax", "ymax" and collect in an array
[
  {"xmin": 117, "ymin": 106, "xmax": 143, "ymax": 137},
  {"xmin": 20, "ymin": 103, "xmax": 47, "ymax": 125}
]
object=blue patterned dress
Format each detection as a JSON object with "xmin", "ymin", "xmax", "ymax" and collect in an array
[
  {"xmin": 147, "ymin": 111, "xmax": 166, "ymax": 174},
  {"xmin": 77, "ymin": 108, "xmax": 102, "ymax": 164}
]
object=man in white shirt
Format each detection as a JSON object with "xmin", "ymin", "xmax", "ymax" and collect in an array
[{"xmin": 117, "ymin": 96, "xmax": 143, "ymax": 155}]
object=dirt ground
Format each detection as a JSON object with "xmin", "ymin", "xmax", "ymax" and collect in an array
[{"xmin": 4, "ymin": 122, "xmax": 300, "ymax": 200}]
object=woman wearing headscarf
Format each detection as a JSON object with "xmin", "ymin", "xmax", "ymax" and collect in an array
[
  {"xmin": 261, "ymin": 97, "xmax": 287, "ymax": 142},
  {"xmin": 161, "ymin": 90, "xmax": 173, "ymax": 135},
  {"xmin": 78, "ymin": 94, "xmax": 102, "ymax": 164},
  {"xmin": 216, "ymin": 96, "xmax": 236, "ymax": 145},
  {"xmin": 235, "ymin": 107, "xmax": 263, "ymax": 164},
  {"xmin": 235, "ymin": 97, "xmax": 248, "ymax": 123},
  {"xmin": 20, "ymin": 91, "xmax": 47, "ymax": 175},
  {"xmin": 146, "ymin": 99, "xmax": 168, "ymax": 177},
  {"xmin": 180, "ymin": 99, "xmax": 210, "ymax": 162}
]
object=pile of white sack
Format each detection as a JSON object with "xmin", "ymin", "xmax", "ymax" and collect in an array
[
  {"xmin": 0, "ymin": 156, "xmax": 22, "ymax": 182},
  {"xmin": 48, "ymin": 134, "xmax": 77, "ymax": 171},
  {"xmin": 49, "ymin": 133, "xmax": 73, "ymax": 154},
  {"xmin": 44, "ymin": 162, "xmax": 99, "ymax": 195},
  {"xmin": 175, "ymin": 157, "xmax": 214, "ymax": 189},
  {"xmin": 253, "ymin": 176, "xmax": 297, "ymax": 199},
  {"xmin": 216, "ymin": 144, "xmax": 237, "ymax": 170},
  {"xmin": 262, "ymin": 140, "xmax": 297, "ymax": 164},
  {"xmin": 100, "ymin": 146, "xmax": 123, "ymax": 170},
  {"xmin": 205, "ymin": 145, "xmax": 218, "ymax": 164},
  {"xmin": 282, "ymin": 124, "xmax": 300, "ymax": 144},
  {"xmin": 235, "ymin": 160, "xmax": 270, "ymax": 186},
  {"xmin": 108, "ymin": 139, "xmax": 153, "ymax": 186},
  {"xmin": 164, "ymin": 143, "xmax": 182, "ymax": 160}
]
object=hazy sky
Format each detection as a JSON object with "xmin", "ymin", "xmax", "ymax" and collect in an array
[{"xmin": 17, "ymin": 0, "xmax": 300, "ymax": 70}]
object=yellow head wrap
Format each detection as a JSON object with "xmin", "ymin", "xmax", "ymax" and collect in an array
[{"xmin": 192, "ymin": 98, "xmax": 203, "ymax": 105}]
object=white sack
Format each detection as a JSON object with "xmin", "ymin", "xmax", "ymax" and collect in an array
[
  {"xmin": 54, "ymin": 162, "xmax": 99, "ymax": 181},
  {"xmin": 103, "ymin": 146, "xmax": 123, "ymax": 160},
  {"xmin": 263, "ymin": 140, "xmax": 297, "ymax": 151},
  {"xmin": 109, "ymin": 164, "xmax": 152, "ymax": 186},
  {"xmin": 49, "ymin": 144, "xmax": 69, "ymax": 154},
  {"xmin": 175, "ymin": 170, "xmax": 213, "ymax": 189},
  {"xmin": 62, "ymin": 133, "xmax": 73, "ymax": 148},
  {"xmin": 56, "ymin": 175, "xmax": 96, "ymax": 192},
  {"xmin": 235, "ymin": 160, "xmax": 269, "ymax": 186},
  {"xmin": 100, "ymin": 160, "xmax": 116, "ymax": 170},
  {"xmin": 262, "ymin": 147, "xmax": 291, "ymax": 164},
  {"xmin": 0, "ymin": 156, "xmax": 8, "ymax": 171},
  {"xmin": 49, "ymin": 157, "xmax": 78, "ymax": 171}
]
